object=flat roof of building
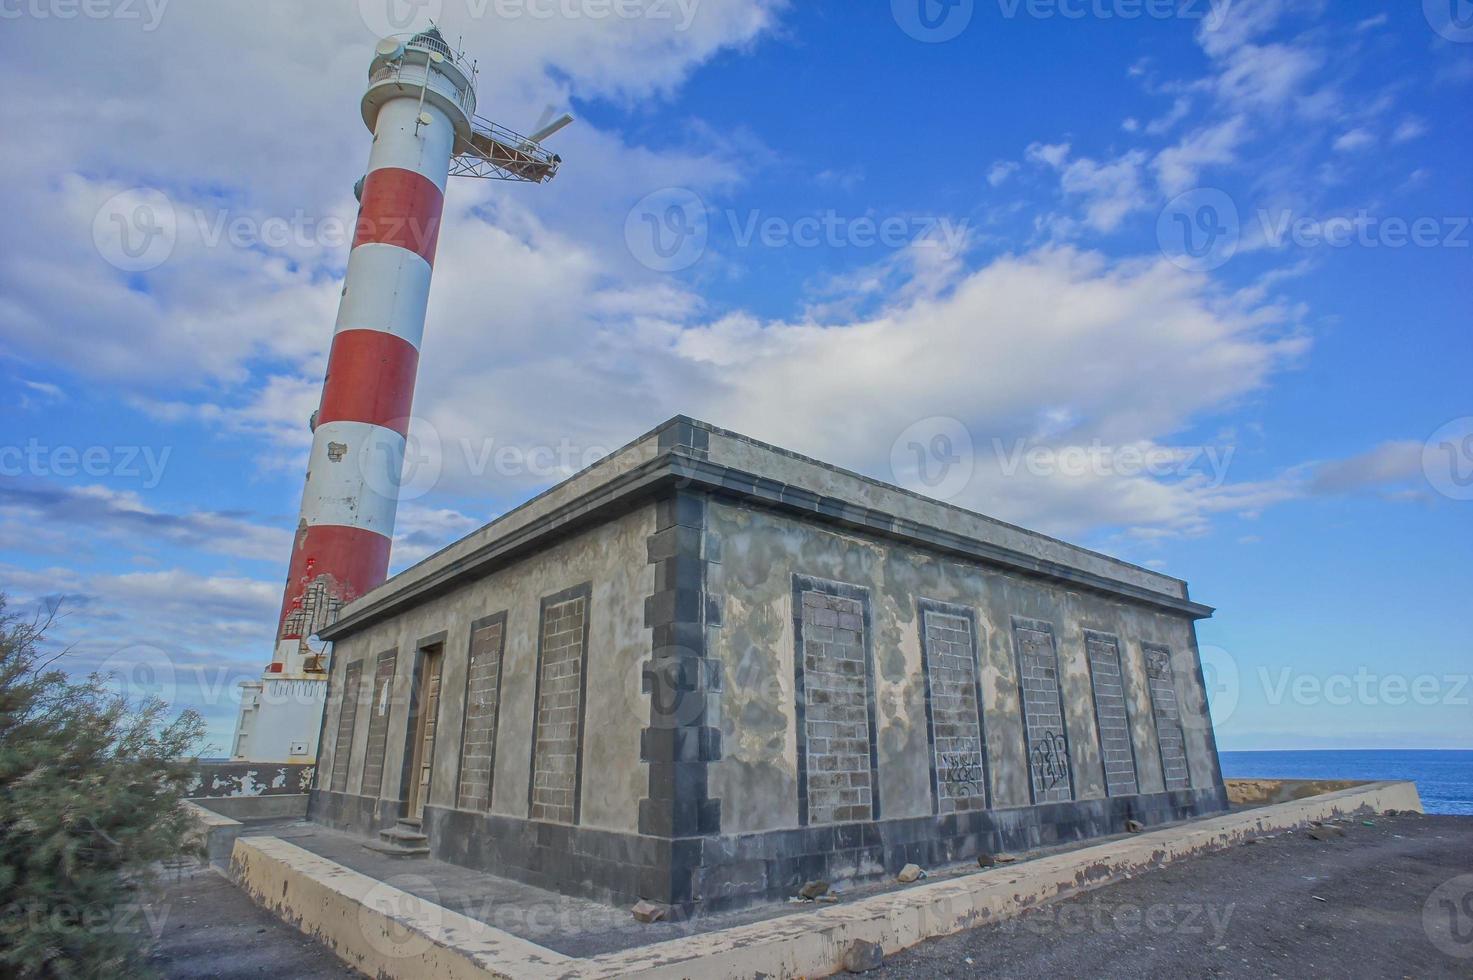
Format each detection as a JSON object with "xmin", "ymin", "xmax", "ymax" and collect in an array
[{"xmin": 321, "ymin": 416, "xmax": 1212, "ymax": 640}]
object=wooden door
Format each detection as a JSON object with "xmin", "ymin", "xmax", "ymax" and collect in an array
[{"xmin": 408, "ymin": 648, "xmax": 443, "ymax": 820}]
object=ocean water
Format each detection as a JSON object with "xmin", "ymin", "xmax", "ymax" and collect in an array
[{"xmin": 1219, "ymin": 749, "xmax": 1473, "ymax": 816}]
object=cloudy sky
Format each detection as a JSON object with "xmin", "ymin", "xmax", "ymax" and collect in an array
[{"xmin": 1, "ymin": 0, "xmax": 1468, "ymax": 753}]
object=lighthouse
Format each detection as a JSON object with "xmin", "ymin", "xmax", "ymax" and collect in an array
[{"xmin": 231, "ymin": 27, "xmax": 567, "ymax": 763}]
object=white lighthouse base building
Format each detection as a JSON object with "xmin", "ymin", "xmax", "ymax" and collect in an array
[{"xmin": 231, "ymin": 674, "xmax": 329, "ymax": 763}]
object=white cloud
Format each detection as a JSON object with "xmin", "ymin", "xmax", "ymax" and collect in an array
[
  {"xmin": 1333, "ymin": 128, "xmax": 1375, "ymax": 153},
  {"xmin": 1026, "ymin": 142, "xmax": 1072, "ymax": 169},
  {"xmin": 0, "ymin": 482, "xmax": 290, "ymax": 564},
  {"xmin": 1057, "ymin": 152, "xmax": 1150, "ymax": 232},
  {"xmin": 1393, "ymin": 118, "xmax": 1427, "ymax": 143},
  {"xmin": 1153, "ymin": 116, "xmax": 1248, "ymax": 195},
  {"xmin": 382, "ymin": 242, "xmax": 1314, "ymax": 544},
  {"xmin": 988, "ymin": 161, "xmax": 1020, "ymax": 187},
  {"xmin": 1145, "ymin": 96, "xmax": 1192, "ymax": 136},
  {"xmin": 1309, "ymin": 441, "xmax": 1424, "ymax": 495},
  {"xmin": 1212, "ymin": 42, "xmax": 1323, "ymax": 111}
]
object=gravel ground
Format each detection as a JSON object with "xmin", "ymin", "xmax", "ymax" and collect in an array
[{"xmin": 874, "ymin": 812, "xmax": 1473, "ymax": 979}]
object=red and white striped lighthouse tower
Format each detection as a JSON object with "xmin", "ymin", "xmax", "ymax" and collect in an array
[{"xmin": 232, "ymin": 27, "xmax": 567, "ymax": 762}]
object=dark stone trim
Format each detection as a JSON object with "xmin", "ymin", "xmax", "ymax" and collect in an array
[
  {"xmin": 360, "ymin": 649, "xmax": 398, "ymax": 799},
  {"xmin": 323, "ymin": 431, "xmax": 1211, "ymax": 642},
  {"xmin": 1011, "ymin": 616, "xmax": 1076, "ymax": 805},
  {"xmin": 916, "ymin": 598, "xmax": 991, "ymax": 812},
  {"xmin": 308, "ymin": 788, "xmax": 401, "ymax": 838},
  {"xmin": 527, "ymin": 582, "xmax": 593, "ymax": 825},
  {"xmin": 917, "ymin": 614, "xmax": 939, "ymax": 816},
  {"xmin": 328, "ymin": 661, "xmax": 363, "ymax": 794},
  {"xmin": 1082, "ymin": 629, "xmax": 1143, "ymax": 799},
  {"xmin": 791, "ymin": 574, "xmax": 882, "ymax": 827},
  {"xmin": 1141, "ymin": 640, "xmax": 1191, "ymax": 793},
  {"xmin": 424, "ymin": 804, "xmax": 702, "ymax": 910},
  {"xmin": 656, "ymin": 419, "xmax": 710, "ymax": 458},
  {"xmin": 679, "ymin": 783, "xmax": 1230, "ymax": 915},
  {"xmin": 314, "ymin": 775, "xmax": 1228, "ymax": 917},
  {"xmin": 451, "ymin": 611, "xmax": 509, "ymax": 812},
  {"xmin": 640, "ymin": 489, "xmax": 721, "ymax": 840},
  {"xmin": 1186, "ymin": 627, "xmax": 1227, "ymax": 789}
]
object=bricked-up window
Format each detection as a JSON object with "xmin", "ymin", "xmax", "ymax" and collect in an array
[
  {"xmin": 361, "ymin": 650, "xmax": 397, "ymax": 798},
  {"xmin": 1143, "ymin": 643, "xmax": 1191, "ymax": 791},
  {"xmin": 329, "ymin": 662, "xmax": 363, "ymax": 793},
  {"xmin": 457, "ymin": 614, "xmax": 507, "ymax": 812},
  {"xmin": 528, "ymin": 586, "xmax": 591, "ymax": 825},
  {"xmin": 918, "ymin": 602, "xmax": 990, "ymax": 814},
  {"xmin": 794, "ymin": 578, "xmax": 880, "ymax": 826},
  {"xmin": 1085, "ymin": 631, "xmax": 1140, "ymax": 798},
  {"xmin": 1012, "ymin": 618, "xmax": 1074, "ymax": 804}
]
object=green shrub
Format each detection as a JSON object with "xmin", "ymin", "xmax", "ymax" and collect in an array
[{"xmin": 0, "ymin": 599, "xmax": 205, "ymax": 978}]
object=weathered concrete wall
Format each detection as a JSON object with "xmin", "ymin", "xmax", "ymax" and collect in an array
[
  {"xmin": 707, "ymin": 501, "xmax": 1219, "ymax": 836},
  {"xmin": 188, "ymin": 761, "xmax": 316, "ymax": 798},
  {"xmin": 316, "ymin": 505, "xmax": 654, "ymax": 834}
]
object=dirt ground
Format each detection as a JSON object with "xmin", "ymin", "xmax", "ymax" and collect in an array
[
  {"xmin": 142, "ymin": 812, "xmax": 1473, "ymax": 978},
  {"xmin": 142, "ymin": 867, "xmax": 356, "ymax": 979},
  {"xmin": 875, "ymin": 812, "xmax": 1473, "ymax": 979}
]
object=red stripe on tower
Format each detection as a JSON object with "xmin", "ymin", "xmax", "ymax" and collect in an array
[
  {"xmin": 276, "ymin": 525, "xmax": 394, "ymax": 642},
  {"xmin": 316, "ymin": 329, "xmax": 420, "ymax": 437},
  {"xmin": 354, "ymin": 167, "xmax": 445, "ymax": 266}
]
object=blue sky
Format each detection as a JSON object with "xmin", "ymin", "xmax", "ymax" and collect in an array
[{"xmin": 0, "ymin": 0, "xmax": 1469, "ymax": 753}]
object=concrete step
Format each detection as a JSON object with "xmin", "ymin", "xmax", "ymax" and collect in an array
[
  {"xmin": 362, "ymin": 839, "xmax": 430, "ymax": 858},
  {"xmin": 380, "ymin": 825, "xmax": 429, "ymax": 845}
]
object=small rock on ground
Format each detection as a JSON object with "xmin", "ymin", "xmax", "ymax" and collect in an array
[
  {"xmin": 843, "ymin": 939, "xmax": 884, "ymax": 973},
  {"xmin": 798, "ymin": 880, "xmax": 830, "ymax": 899},
  {"xmin": 630, "ymin": 900, "xmax": 666, "ymax": 923}
]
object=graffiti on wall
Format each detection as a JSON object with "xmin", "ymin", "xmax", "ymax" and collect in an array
[{"xmin": 1030, "ymin": 731, "xmax": 1069, "ymax": 793}]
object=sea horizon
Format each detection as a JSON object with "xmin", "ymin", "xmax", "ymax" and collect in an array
[{"xmin": 1219, "ymin": 748, "xmax": 1472, "ymax": 816}]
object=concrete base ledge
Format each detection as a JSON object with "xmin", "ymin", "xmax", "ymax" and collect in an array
[
  {"xmin": 231, "ymin": 780, "xmax": 1423, "ymax": 979},
  {"xmin": 184, "ymin": 800, "xmax": 243, "ymax": 867}
]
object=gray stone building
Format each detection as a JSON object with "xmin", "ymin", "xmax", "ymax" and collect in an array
[{"xmin": 309, "ymin": 417, "xmax": 1227, "ymax": 915}]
